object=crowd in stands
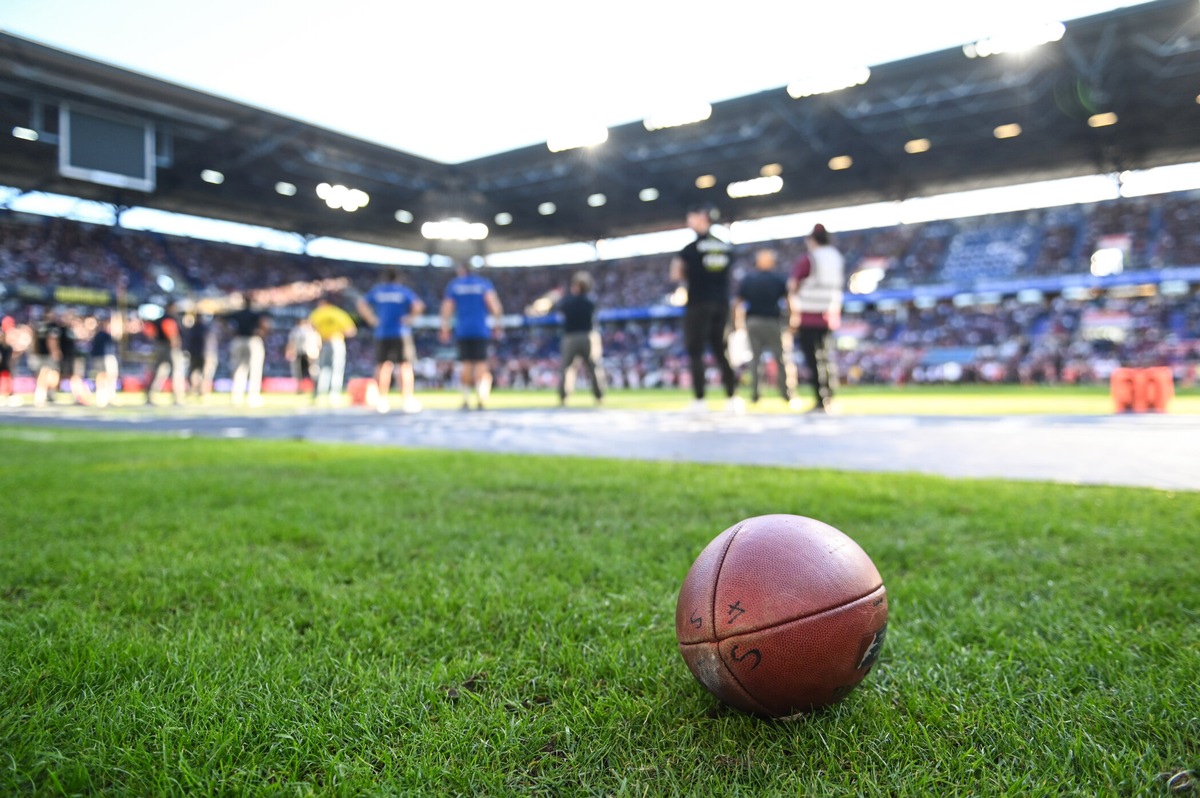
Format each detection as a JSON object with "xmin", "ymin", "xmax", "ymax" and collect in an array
[{"xmin": 1, "ymin": 188, "xmax": 1197, "ymax": 396}]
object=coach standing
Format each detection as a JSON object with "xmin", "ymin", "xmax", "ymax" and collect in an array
[
  {"xmin": 788, "ymin": 224, "xmax": 844, "ymax": 414},
  {"xmin": 555, "ymin": 270, "xmax": 606, "ymax": 406},
  {"xmin": 228, "ymin": 292, "xmax": 269, "ymax": 407},
  {"xmin": 670, "ymin": 205, "xmax": 742, "ymax": 415},
  {"xmin": 735, "ymin": 248, "xmax": 799, "ymax": 408}
]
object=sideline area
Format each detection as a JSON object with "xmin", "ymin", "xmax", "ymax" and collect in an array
[{"xmin": 1, "ymin": 387, "xmax": 1196, "ymax": 492}]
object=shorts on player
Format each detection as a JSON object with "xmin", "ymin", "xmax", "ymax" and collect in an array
[
  {"xmin": 94, "ymin": 354, "xmax": 119, "ymax": 376},
  {"xmin": 31, "ymin": 355, "xmax": 61, "ymax": 374},
  {"xmin": 456, "ymin": 337, "xmax": 489, "ymax": 362},
  {"xmin": 375, "ymin": 336, "xmax": 415, "ymax": 364},
  {"xmin": 66, "ymin": 356, "xmax": 86, "ymax": 379}
]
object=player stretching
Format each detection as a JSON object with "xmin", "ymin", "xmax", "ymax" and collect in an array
[
  {"xmin": 440, "ymin": 263, "xmax": 503, "ymax": 411},
  {"xmin": 357, "ymin": 271, "xmax": 423, "ymax": 414}
]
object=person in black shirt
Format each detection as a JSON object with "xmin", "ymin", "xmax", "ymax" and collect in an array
[
  {"xmin": 89, "ymin": 312, "xmax": 122, "ymax": 408},
  {"xmin": 227, "ymin": 293, "xmax": 269, "ymax": 406},
  {"xmin": 183, "ymin": 312, "xmax": 216, "ymax": 399},
  {"xmin": 145, "ymin": 301, "xmax": 185, "ymax": 405},
  {"xmin": 555, "ymin": 271, "xmax": 606, "ymax": 406},
  {"xmin": 735, "ymin": 248, "xmax": 799, "ymax": 407},
  {"xmin": 669, "ymin": 205, "xmax": 742, "ymax": 414},
  {"xmin": 32, "ymin": 308, "xmax": 62, "ymax": 407},
  {"xmin": 0, "ymin": 326, "xmax": 13, "ymax": 405}
]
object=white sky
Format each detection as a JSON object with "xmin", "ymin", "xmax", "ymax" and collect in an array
[{"xmin": 0, "ymin": 0, "xmax": 1152, "ymax": 163}]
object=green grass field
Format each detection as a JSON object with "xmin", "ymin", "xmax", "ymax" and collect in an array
[{"xmin": 2, "ymin": 428, "xmax": 1198, "ymax": 796}]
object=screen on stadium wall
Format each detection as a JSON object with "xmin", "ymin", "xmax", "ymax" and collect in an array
[{"xmin": 58, "ymin": 104, "xmax": 156, "ymax": 192}]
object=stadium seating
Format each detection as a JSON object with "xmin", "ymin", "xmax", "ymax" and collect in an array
[{"xmin": 1, "ymin": 188, "xmax": 1197, "ymax": 391}]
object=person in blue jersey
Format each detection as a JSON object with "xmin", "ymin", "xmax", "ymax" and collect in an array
[
  {"xmin": 439, "ymin": 262, "xmax": 503, "ymax": 411},
  {"xmin": 357, "ymin": 269, "xmax": 424, "ymax": 414}
]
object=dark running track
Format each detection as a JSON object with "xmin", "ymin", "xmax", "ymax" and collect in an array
[{"xmin": 1, "ymin": 404, "xmax": 1196, "ymax": 492}]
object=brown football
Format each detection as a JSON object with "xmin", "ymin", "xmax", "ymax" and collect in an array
[{"xmin": 676, "ymin": 514, "xmax": 888, "ymax": 717}]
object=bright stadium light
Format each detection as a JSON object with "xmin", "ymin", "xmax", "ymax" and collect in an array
[
  {"xmin": 1088, "ymin": 112, "xmax": 1118, "ymax": 128},
  {"xmin": 639, "ymin": 187, "xmax": 660, "ymax": 202},
  {"xmin": 760, "ymin": 163, "xmax": 783, "ymax": 177},
  {"xmin": 274, "ymin": 181, "xmax": 297, "ymax": 196},
  {"xmin": 1119, "ymin": 162, "xmax": 1200, "ymax": 197},
  {"xmin": 421, "ymin": 218, "xmax": 488, "ymax": 241},
  {"xmin": 394, "ymin": 209, "xmax": 414, "ymax": 223},
  {"xmin": 994, "ymin": 123, "xmax": 1023, "ymax": 139},
  {"xmin": 963, "ymin": 21, "xmax": 1066, "ymax": 58},
  {"xmin": 538, "ymin": 202, "xmax": 557, "ymax": 216},
  {"xmin": 787, "ymin": 66, "xmax": 870, "ymax": 99},
  {"xmin": 643, "ymin": 102, "xmax": 712, "ymax": 131},
  {"xmin": 316, "ymin": 183, "xmax": 369, "ymax": 211},
  {"xmin": 494, "ymin": 212, "xmax": 513, "ymax": 226},
  {"xmin": 547, "ymin": 126, "xmax": 608, "ymax": 153},
  {"xmin": 12, "ymin": 126, "xmax": 38, "ymax": 141},
  {"xmin": 726, "ymin": 175, "xmax": 783, "ymax": 199},
  {"xmin": 587, "ymin": 193, "xmax": 607, "ymax": 207},
  {"xmin": 904, "ymin": 138, "xmax": 931, "ymax": 154},
  {"xmin": 201, "ymin": 169, "xmax": 225, "ymax": 185},
  {"xmin": 828, "ymin": 155, "xmax": 853, "ymax": 171},
  {"xmin": 695, "ymin": 174, "xmax": 717, "ymax": 189}
]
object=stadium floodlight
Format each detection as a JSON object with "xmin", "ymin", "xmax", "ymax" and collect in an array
[
  {"xmin": 394, "ymin": 209, "xmax": 414, "ymax": 224},
  {"xmin": 494, "ymin": 212, "xmax": 513, "ymax": 226},
  {"xmin": 643, "ymin": 102, "xmax": 712, "ymax": 131},
  {"xmin": 1087, "ymin": 112, "xmax": 1118, "ymax": 128},
  {"xmin": 316, "ymin": 183, "xmax": 369, "ymax": 212},
  {"xmin": 274, "ymin": 181, "xmax": 297, "ymax": 196},
  {"xmin": 963, "ymin": 21, "xmax": 1065, "ymax": 58},
  {"xmin": 12, "ymin": 126, "xmax": 38, "ymax": 141},
  {"xmin": 828, "ymin": 156, "xmax": 853, "ymax": 171},
  {"xmin": 538, "ymin": 202, "xmax": 557, "ymax": 216},
  {"xmin": 993, "ymin": 123, "xmax": 1023, "ymax": 139},
  {"xmin": 639, "ymin": 187, "xmax": 659, "ymax": 202},
  {"xmin": 787, "ymin": 67, "xmax": 870, "ymax": 99},
  {"xmin": 695, "ymin": 174, "xmax": 717, "ymax": 189},
  {"xmin": 587, "ymin": 193, "xmax": 607, "ymax": 208},
  {"xmin": 760, "ymin": 163, "xmax": 783, "ymax": 177},
  {"xmin": 726, "ymin": 175, "xmax": 783, "ymax": 199},
  {"xmin": 1119, "ymin": 162, "xmax": 1200, "ymax": 197},
  {"xmin": 421, "ymin": 218, "xmax": 488, "ymax": 241},
  {"xmin": 904, "ymin": 138, "xmax": 931, "ymax": 154},
  {"xmin": 547, "ymin": 126, "xmax": 608, "ymax": 153},
  {"xmin": 201, "ymin": 169, "xmax": 225, "ymax": 185}
]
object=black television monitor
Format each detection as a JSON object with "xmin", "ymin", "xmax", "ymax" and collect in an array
[{"xmin": 58, "ymin": 104, "xmax": 156, "ymax": 192}]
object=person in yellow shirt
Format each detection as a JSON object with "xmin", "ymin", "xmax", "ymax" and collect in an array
[{"xmin": 308, "ymin": 294, "xmax": 357, "ymax": 403}]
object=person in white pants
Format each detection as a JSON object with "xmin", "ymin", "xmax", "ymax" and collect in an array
[{"xmin": 227, "ymin": 293, "xmax": 268, "ymax": 406}]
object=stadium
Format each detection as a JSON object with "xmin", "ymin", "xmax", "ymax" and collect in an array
[{"xmin": 1, "ymin": 1, "xmax": 1198, "ymax": 795}]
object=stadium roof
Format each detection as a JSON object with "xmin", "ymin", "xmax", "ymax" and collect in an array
[{"xmin": 1, "ymin": 0, "xmax": 1198, "ymax": 256}]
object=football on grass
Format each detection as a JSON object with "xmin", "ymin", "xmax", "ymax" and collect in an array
[{"xmin": 676, "ymin": 514, "xmax": 888, "ymax": 717}]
